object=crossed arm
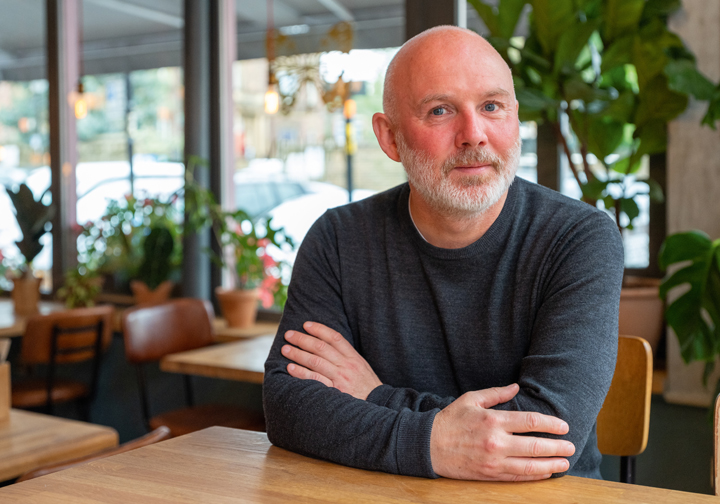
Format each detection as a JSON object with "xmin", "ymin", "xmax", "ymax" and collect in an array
[{"xmin": 281, "ymin": 321, "xmax": 575, "ymax": 481}]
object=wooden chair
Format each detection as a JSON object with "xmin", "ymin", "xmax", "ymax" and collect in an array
[
  {"xmin": 596, "ymin": 335, "xmax": 653, "ymax": 484},
  {"xmin": 122, "ymin": 298, "xmax": 265, "ymax": 437},
  {"xmin": 16, "ymin": 426, "xmax": 171, "ymax": 482},
  {"xmin": 12, "ymin": 305, "xmax": 114, "ymax": 419}
]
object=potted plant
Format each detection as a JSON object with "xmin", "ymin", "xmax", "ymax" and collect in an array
[
  {"xmin": 129, "ymin": 224, "xmax": 176, "ymax": 304},
  {"xmin": 184, "ymin": 159, "xmax": 294, "ymax": 328},
  {"xmin": 4, "ymin": 183, "xmax": 54, "ymax": 315},
  {"xmin": 77, "ymin": 193, "xmax": 182, "ymax": 300},
  {"xmin": 659, "ymin": 230, "xmax": 720, "ymax": 392},
  {"xmin": 469, "ymin": 0, "xmax": 720, "ymax": 354},
  {"xmin": 56, "ymin": 265, "xmax": 103, "ymax": 308}
]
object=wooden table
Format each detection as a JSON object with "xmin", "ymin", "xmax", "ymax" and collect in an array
[
  {"xmin": 0, "ymin": 299, "xmax": 66, "ymax": 338},
  {"xmin": 160, "ymin": 335, "xmax": 274, "ymax": 384},
  {"xmin": 212, "ymin": 318, "xmax": 279, "ymax": 342},
  {"xmin": 0, "ymin": 427, "xmax": 716, "ymax": 503},
  {"xmin": 0, "ymin": 409, "xmax": 118, "ymax": 481}
]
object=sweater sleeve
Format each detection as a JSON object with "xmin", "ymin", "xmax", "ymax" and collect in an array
[
  {"xmin": 263, "ymin": 214, "xmax": 438, "ymax": 477},
  {"xmin": 492, "ymin": 212, "xmax": 624, "ymax": 477}
]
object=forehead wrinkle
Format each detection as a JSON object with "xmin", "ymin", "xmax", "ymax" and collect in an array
[{"xmin": 417, "ymin": 87, "xmax": 514, "ymax": 108}]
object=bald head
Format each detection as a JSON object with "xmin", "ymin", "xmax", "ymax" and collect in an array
[{"xmin": 383, "ymin": 26, "xmax": 514, "ymax": 125}]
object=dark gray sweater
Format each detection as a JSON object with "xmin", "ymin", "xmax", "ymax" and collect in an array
[{"xmin": 263, "ymin": 178, "xmax": 624, "ymax": 479}]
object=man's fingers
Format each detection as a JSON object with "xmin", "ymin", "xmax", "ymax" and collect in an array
[
  {"xmin": 501, "ymin": 410, "xmax": 570, "ymax": 436},
  {"xmin": 303, "ymin": 322, "xmax": 357, "ymax": 357},
  {"xmin": 469, "ymin": 383, "xmax": 520, "ymax": 409},
  {"xmin": 282, "ymin": 344, "xmax": 336, "ymax": 378},
  {"xmin": 284, "ymin": 330, "xmax": 344, "ymax": 364},
  {"xmin": 502, "ymin": 457, "xmax": 570, "ymax": 478},
  {"xmin": 286, "ymin": 362, "xmax": 333, "ymax": 388},
  {"xmin": 504, "ymin": 435, "xmax": 575, "ymax": 459}
]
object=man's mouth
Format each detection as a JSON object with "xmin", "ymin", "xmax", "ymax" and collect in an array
[{"xmin": 450, "ymin": 164, "xmax": 494, "ymax": 176}]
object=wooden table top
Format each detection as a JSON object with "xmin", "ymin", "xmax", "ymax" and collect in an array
[
  {"xmin": 0, "ymin": 409, "xmax": 118, "ymax": 482},
  {"xmin": 0, "ymin": 300, "xmax": 66, "ymax": 338},
  {"xmin": 211, "ymin": 318, "xmax": 279, "ymax": 342},
  {"xmin": 0, "ymin": 427, "xmax": 716, "ymax": 503},
  {"xmin": 160, "ymin": 335, "xmax": 274, "ymax": 384}
]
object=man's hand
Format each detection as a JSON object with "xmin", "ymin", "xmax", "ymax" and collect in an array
[
  {"xmin": 431, "ymin": 384, "xmax": 575, "ymax": 481},
  {"xmin": 281, "ymin": 321, "xmax": 382, "ymax": 400}
]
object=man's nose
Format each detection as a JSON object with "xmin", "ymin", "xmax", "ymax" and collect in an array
[{"xmin": 455, "ymin": 109, "xmax": 488, "ymax": 149}]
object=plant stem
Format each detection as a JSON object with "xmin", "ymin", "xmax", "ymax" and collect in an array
[{"xmin": 549, "ymin": 118, "xmax": 591, "ymax": 203}]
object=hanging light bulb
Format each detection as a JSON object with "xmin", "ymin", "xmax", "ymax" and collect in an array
[
  {"xmin": 265, "ymin": 70, "xmax": 279, "ymax": 114},
  {"xmin": 74, "ymin": 81, "xmax": 87, "ymax": 119}
]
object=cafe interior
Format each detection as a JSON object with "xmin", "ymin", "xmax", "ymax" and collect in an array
[{"xmin": 0, "ymin": 0, "xmax": 719, "ymax": 501}]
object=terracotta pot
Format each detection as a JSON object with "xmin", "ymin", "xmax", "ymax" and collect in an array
[
  {"xmin": 130, "ymin": 280, "xmax": 174, "ymax": 305},
  {"xmin": 619, "ymin": 277, "xmax": 663, "ymax": 356},
  {"xmin": 215, "ymin": 288, "xmax": 259, "ymax": 328},
  {"xmin": 11, "ymin": 276, "xmax": 41, "ymax": 316}
]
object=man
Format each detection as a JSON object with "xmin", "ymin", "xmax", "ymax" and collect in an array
[{"xmin": 263, "ymin": 26, "xmax": 623, "ymax": 481}]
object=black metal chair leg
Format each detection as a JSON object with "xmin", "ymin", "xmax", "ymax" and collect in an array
[{"xmin": 620, "ymin": 455, "xmax": 636, "ymax": 484}]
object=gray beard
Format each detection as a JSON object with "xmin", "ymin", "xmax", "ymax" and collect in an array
[{"xmin": 397, "ymin": 132, "xmax": 522, "ymax": 219}]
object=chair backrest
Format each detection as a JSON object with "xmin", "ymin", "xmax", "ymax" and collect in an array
[
  {"xmin": 122, "ymin": 298, "xmax": 215, "ymax": 363},
  {"xmin": 16, "ymin": 426, "xmax": 171, "ymax": 482},
  {"xmin": 714, "ymin": 394, "xmax": 720, "ymax": 495},
  {"xmin": 596, "ymin": 335, "xmax": 653, "ymax": 457},
  {"xmin": 22, "ymin": 305, "xmax": 114, "ymax": 365}
]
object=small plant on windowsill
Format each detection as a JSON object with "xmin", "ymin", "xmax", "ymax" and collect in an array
[
  {"xmin": 184, "ymin": 157, "xmax": 294, "ymax": 327},
  {"xmin": 4, "ymin": 183, "xmax": 54, "ymax": 314}
]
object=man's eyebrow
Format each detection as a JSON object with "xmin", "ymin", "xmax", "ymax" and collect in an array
[{"xmin": 417, "ymin": 88, "xmax": 513, "ymax": 107}]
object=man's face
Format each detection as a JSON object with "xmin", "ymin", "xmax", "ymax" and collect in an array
[{"xmin": 391, "ymin": 32, "xmax": 521, "ymax": 217}]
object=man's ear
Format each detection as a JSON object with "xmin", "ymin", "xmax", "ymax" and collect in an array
[{"xmin": 372, "ymin": 112, "xmax": 401, "ymax": 162}]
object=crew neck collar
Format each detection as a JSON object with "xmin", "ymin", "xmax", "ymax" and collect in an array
[{"xmin": 398, "ymin": 179, "xmax": 520, "ymax": 260}]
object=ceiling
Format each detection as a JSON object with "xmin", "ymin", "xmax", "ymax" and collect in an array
[{"xmin": 0, "ymin": 0, "xmax": 487, "ymax": 81}]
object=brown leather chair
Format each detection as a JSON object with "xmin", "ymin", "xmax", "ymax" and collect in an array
[
  {"xmin": 16, "ymin": 426, "xmax": 172, "ymax": 482},
  {"xmin": 122, "ymin": 298, "xmax": 265, "ymax": 437},
  {"xmin": 12, "ymin": 305, "xmax": 114, "ymax": 419}
]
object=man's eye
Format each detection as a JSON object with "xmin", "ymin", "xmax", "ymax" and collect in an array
[
  {"xmin": 431, "ymin": 107, "xmax": 445, "ymax": 116},
  {"xmin": 484, "ymin": 103, "xmax": 497, "ymax": 112}
]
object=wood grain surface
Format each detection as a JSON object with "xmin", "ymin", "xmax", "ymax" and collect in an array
[
  {"xmin": 160, "ymin": 335, "xmax": 273, "ymax": 383},
  {"xmin": 212, "ymin": 318, "xmax": 279, "ymax": 342},
  {"xmin": 0, "ymin": 427, "xmax": 716, "ymax": 503},
  {"xmin": 0, "ymin": 409, "xmax": 118, "ymax": 481}
]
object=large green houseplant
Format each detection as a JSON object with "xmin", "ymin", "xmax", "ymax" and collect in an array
[
  {"xmin": 659, "ymin": 231, "xmax": 720, "ymax": 389},
  {"xmin": 470, "ymin": 0, "xmax": 720, "ymax": 355},
  {"xmin": 469, "ymin": 0, "xmax": 720, "ymax": 230}
]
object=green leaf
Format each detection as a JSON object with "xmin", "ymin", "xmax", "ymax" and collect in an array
[
  {"xmin": 620, "ymin": 197, "xmax": 640, "ymax": 223},
  {"xmin": 658, "ymin": 230, "xmax": 712, "ymax": 270},
  {"xmin": 633, "ymin": 120, "xmax": 668, "ymax": 160},
  {"xmin": 609, "ymin": 155, "xmax": 642, "ymax": 175},
  {"xmin": 702, "ymin": 91, "xmax": 720, "ymax": 129},
  {"xmin": 562, "ymin": 78, "xmax": 611, "ymax": 102},
  {"xmin": 498, "ymin": 0, "xmax": 528, "ymax": 39},
  {"xmin": 468, "ymin": 0, "xmax": 500, "ymax": 36},
  {"xmin": 581, "ymin": 179, "xmax": 610, "ymax": 200},
  {"xmin": 603, "ymin": 90, "xmax": 636, "ymax": 123},
  {"xmin": 665, "ymin": 59, "xmax": 716, "ymax": 101},
  {"xmin": 601, "ymin": 35, "xmax": 634, "ymax": 73},
  {"xmin": 530, "ymin": 0, "xmax": 576, "ymax": 55},
  {"xmin": 553, "ymin": 20, "xmax": 599, "ymax": 75},
  {"xmin": 641, "ymin": 0, "xmax": 682, "ymax": 21},
  {"xmin": 632, "ymin": 32, "xmax": 669, "ymax": 88},
  {"xmin": 587, "ymin": 118, "xmax": 625, "ymax": 160},
  {"xmin": 602, "ymin": 0, "xmax": 645, "ymax": 42},
  {"xmin": 635, "ymin": 74, "xmax": 688, "ymax": 127},
  {"xmin": 516, "ymin": 87, "xmax": 559, "ymax": 112},
  {"xmin": 646, "ymin": 178, "xmax": 665, "ymax": 203}
]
